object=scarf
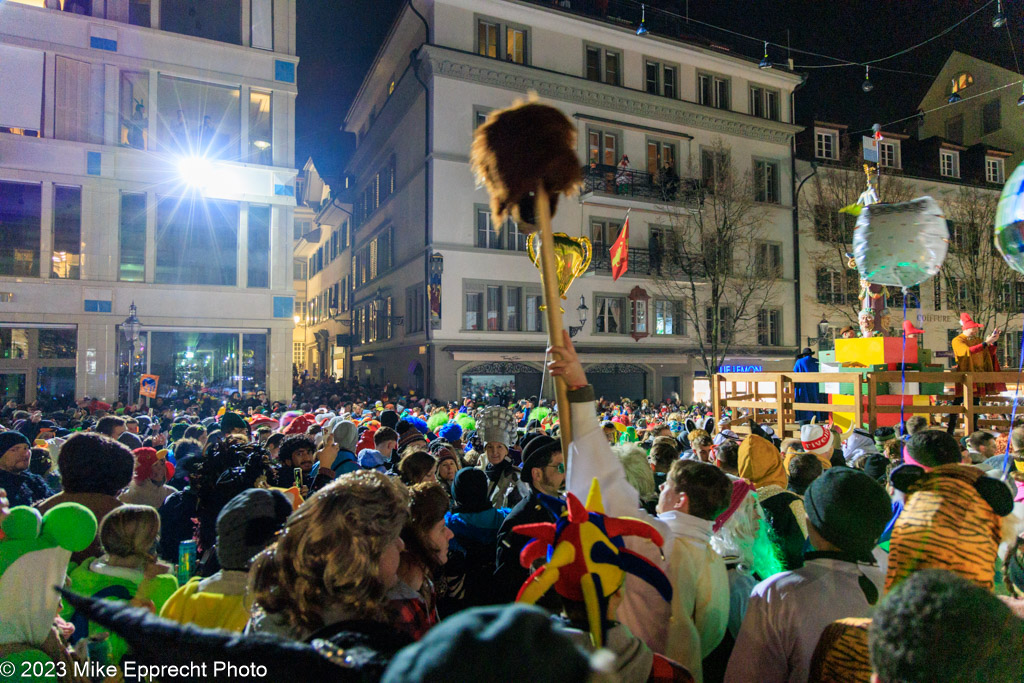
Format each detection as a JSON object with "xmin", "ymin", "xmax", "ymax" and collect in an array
[{"xmin": 484, "ymin": 459, "xmax": 514, "ymax": 483}]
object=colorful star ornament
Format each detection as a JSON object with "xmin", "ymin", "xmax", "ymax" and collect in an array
[{"xmin": 513, "ymin": 479, "xmax": 672, "ymax": 647}]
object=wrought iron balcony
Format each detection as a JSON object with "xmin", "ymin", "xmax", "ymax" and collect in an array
[{"xmin": 581, "ymin": 164, "xmax": 703, "ymax": 206}]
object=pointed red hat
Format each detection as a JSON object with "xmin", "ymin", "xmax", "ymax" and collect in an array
[
  {"xmin": 902, "ymin": 320, "xmax": 925, "ymax": 335},
  {"xmin": 959, "ymin": 313, "xmax": 983, "ymax": 330}
]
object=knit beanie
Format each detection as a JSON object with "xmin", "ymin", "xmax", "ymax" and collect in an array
[
  {"xmin": 0, "ymin": 431, "xmax": 30, "ymax": 458},
  {"xmin": 804, "ymin": 467, "xmax": 891, "ymax": 558},
  {"xmin": 451, "ymin": 468, "xmax": 492, "ymax": 514},
  {"xmin": 169, "ymin": 422, "xmax": 189, "ymax": 443},
  {"xmin": 438, "ymin": 422, "xmax": 463, "ymax": 443},
  {"xmin": 219, "ymin": 412, "xmax": 250, "ymax": 435},
  {"xmin": 215, "ymin": 488, "xmax": 292, "ymax": 571},
  {"xmin": 382, "ymin": 604, "xmax": 590, "ymax": 683},
  {"xmin": 801, "ymin": 423, "xmax": 833, "ymax": 457},
  {"xmin": 331, "ymin": 419, "xmax": 358, "ymax": 452},
  {"xmin": 380, "ymin": 410, "xmax": 400, "ymax": 430}
]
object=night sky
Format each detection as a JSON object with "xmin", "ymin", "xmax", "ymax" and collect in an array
[{"xmin": 295, "ymin": 0, "xmax": 1024, "ymax": 180}]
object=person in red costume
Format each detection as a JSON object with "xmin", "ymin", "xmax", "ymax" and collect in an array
[{"xmin": 947, "ymin": 313, "xmax": 1005, "ymax": 434}]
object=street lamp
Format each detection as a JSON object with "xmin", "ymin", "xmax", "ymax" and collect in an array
[
  {"xmin": 568, "ymin": 295, "xmax": 589, "ymax": 338},
  {"xmin": 807, "ymin": 315, "xmax": 830, "ymax": 349},
  {"xmin": 121, "ymin": 301, "xmax": 142, "ymax": 406},
  {"xmin": 372, "ymin": 287, "xmax": 404, "ymax": 325}
]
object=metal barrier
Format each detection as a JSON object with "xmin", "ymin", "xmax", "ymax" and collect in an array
[{"xmin": 713, "ymin": 371, "xmax": 1024, "ymax": 438}]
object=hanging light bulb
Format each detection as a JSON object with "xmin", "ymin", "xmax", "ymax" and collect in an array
[
  {"xmin": 759, "ymin": 41, "xmax": 772, "ymax": 69},
  {"xmin": 948, "ymin": 79, "xmax": 962, "ymax": 103},
  {"xmin": 993, "ymin": 0, "xmax": 1007, "ymax": 28},
  {"xmin": 862, "ymin": 65, "xmax": 873, "ymax": 93},
  {"xmin": 636, "ymin": 4, "xmax": 648, "ymax": 35}
]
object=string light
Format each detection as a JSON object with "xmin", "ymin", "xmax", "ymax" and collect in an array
[
  {"xmin": 636, "ymin": 4, "xmax": 648, "ymax": 36},
  {"xmin": 862, "ymin": 66, "xmax": 873, "ymax": 93},
  {"xmin": 759, "ymin": 41, "xmax": 772, "ymax": 70}
]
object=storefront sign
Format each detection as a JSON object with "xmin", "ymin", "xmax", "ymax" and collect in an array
[
  {"xmin": 718, "ymin": 364, "xmax": 763, "ymax": 373},
  {"xmin": 139, "ymin": 374, "xmax": 159, "ymax": 398}
]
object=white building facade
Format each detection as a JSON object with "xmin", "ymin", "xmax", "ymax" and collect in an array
[
  {"xmin": 0, "ymin": 0, "xmax": 298, "ymax": 406},
  {"xmin": 326, "ymin": 0, "xmax": 803, "ymax": 403}
]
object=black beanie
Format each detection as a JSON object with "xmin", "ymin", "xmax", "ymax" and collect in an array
[
  {"xmin": 451, "ymin": 467, "xmax": 491, "ymax": 514},
  {"xmin": 382, "ymin": 604, "xmax": 590, "ymax": 683},
  {"xmin": 520, "ymin": 435, "xmax": 560, "ymax": 487},
  {"xmin": 220, "ymin": 412, "xmax": 250, "ymax": 434},
  {"xmin": 0, "ymin": 431, "xmax": 30, "ymax": 458},
  {"xmin": 380, "ymin": 410, "xmax": 400, "ymax": 430},
  {"xmin": 804, "ymin": 467, "xmax": 892, "ymax": 559},
  {"xmin": 862, "ymin": 454, "xmax": 889, "ymax": 484}
]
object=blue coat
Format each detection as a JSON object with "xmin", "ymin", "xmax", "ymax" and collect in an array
[{"xmin": 792, "ymin": 355, "xmax": 822, "ymax": 422}]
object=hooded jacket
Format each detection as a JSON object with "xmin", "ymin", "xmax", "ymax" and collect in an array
[
  {"xmin": 328, "ymin": 419, "xmax": 359, "ymax": 474},
  {"xmin": 842, "ymin": 430, "xmax": 878, "ymax": 468}
]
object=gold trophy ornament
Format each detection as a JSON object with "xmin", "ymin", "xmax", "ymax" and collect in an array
[{"xmin": 526, "ymin": 232, "xmax": 593, "ymax": 311}]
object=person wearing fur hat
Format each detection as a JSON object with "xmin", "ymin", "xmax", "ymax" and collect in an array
[
  {"xmin": 160, "ymin": 488, "xmax": 291, "ymax": 632},
  {"xmin": 724, "ymin": 468, "xmax": 892, "ymax": 683},
  {"xmin": 0, "ymin": 430, "xmax": 53, "ymax": 508},
  {"xmin": 494, "ymin": 434, "xmax": 565, "ymax": 605},
  {"xmin": 118, "ymin": 447, "xmax": 176, "ymax": 508},
  {"xmin": 433, "ymin": 447, "xmax": 463, "ymax": 502},
  {"xmin": 477, "ymin": 406, "xmax": 529, "ymax": 510}
]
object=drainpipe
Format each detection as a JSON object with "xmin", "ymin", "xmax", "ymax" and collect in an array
[
  {"xmin": 409, "ymin": 0, "xmax": 432, "ymax": 397},
  {"xmin": 790, "ymin": 73, "xmax": 808, "ymax": 350}
]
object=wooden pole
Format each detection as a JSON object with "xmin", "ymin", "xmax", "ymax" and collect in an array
[{"xmin": 535, "ymin": 185, "xmax": 572, "ymax": 455}]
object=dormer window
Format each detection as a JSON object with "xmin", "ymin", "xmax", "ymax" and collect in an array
[
  {"xmin": 879, "ymin": 140, "xmax": 901, "ymax": 169},
  {"xmin": 940, "ymin": 149, "xmax": 960, "ymax": 178},
  {"xmin": 815, "ymin": 127, "xmax": 839, "ymax": 160},
  {"xmin": 986, "ymin": 156, "xmax": 1005, "ymax": 184}
]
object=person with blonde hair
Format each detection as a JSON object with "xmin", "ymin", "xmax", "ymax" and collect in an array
[
  {"xmin": 247, "ymin": 470, "xmax": 411, "ymax": 650},
  {"xmin": 613, "ymin": 442, "xmax": 658, "ymax": 513},
  {"xmin": 62, "ymin": 503, "xmax": 178, "ymax": 665}
]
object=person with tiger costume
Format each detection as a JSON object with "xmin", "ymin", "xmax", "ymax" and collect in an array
[{"xmin": 807, "ymin": 430, "xmax": 1018, "ymax": 683}]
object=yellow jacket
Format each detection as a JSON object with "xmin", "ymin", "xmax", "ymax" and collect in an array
[{"xmin": 159, "ymin": 571, "xmax": 250, "ymax": 632}]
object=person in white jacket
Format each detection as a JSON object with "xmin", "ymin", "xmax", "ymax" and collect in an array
[{"xmin": 548, "ymin": 331, "xmax": 732, "ymax": 683}]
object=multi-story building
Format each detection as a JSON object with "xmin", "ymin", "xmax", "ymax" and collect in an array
[
  {"xmin": 0, "ymin": 0, "xmax": 299, "ymax": 406},
  {"xmin": 291, "ymin": 158, "xmax": 330, "ymax": 377},
  {"xmin": 798, "ymin": 121, "xmax": 1022, "ymax": 367},
  {"xmin": 327, "ymin": 0, "xmax": 803, "ymax": 403},
  {"xmin": 918, "ymin": 50, "xmax": 1024, "ymax": 171}
]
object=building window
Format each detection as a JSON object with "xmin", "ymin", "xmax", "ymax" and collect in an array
[
  {"xmin": 587, "ymin": 127, "xmax": 620, "ymax": 166},
  {"xmin": 0, "ymin": 181, "xmax": 41, "ymax": 278},
  {"xmin": 477, "ymin": 19, "xmax": 499, "ymax": 58},
  {"xmin": 248, "ymin": 90, "xmax": 272, "ymax": 164},
  {"xmin": 888, "ymin": 285, "xmax": 920, "ymax": 309},
  {"xmin": 156, "ymin": 196, "xmax": 238, "ymax": 285},
  {"xmin": 986, "ymin": 157, "xmax": 1005, "ymax": 184},
  {"xmin": 486, "ymin": 286, "xmax": 502, "ymax": 331},
  {"xmin": 815, "ymin": 129, "xmax": 838, "ymax": 160},
  {"xmin": 951, "ymin": 71, "xmax": 973, "ymax": 93},
  {"xmin": 940, "ymin": 150, "xmax": 960, "ymax": 178},
  {"xmin": 982, "ymin": 98, "xmax": 1001, "ymax": 136},
  {"xmin": 705, "ymin": 307, "xmax": 734, "ymax": 343},
  {"xmin": 701, "ymin": 148, "xmax": 729, "ymax": 193},
  {"xmin": 754, "ymin": 159, "xmax": 780, "ymax": 203},
  {"xmin": 646, "ymin": 140, "xmax": 677, "ymax": 176},
  {"xmin": 293, "ymin": 258, "xmax": 306, "ymax": 281},
  {"xmin": 294, "ymin": 219, "xmax": 311, "ymax": 241},
  {"xmin": 879, "ymin": 141, "xmax": 900, "ymax": 169},
  {"xmin": 506, "ymin": 26, "xmax": 526, "ymax": 63},
  {"xmin": 584, "ymin": 45, "xmax": 621, "ymax": 86},
  {"xmin": 157, "ymin": 75, "xmax": 240, "ymax": 159},
  {"xmin": 52, "ymin": 185, "xmax": 81, "ymax": 280},
  {"xmin": 945, "ymin": 115, "xmax": 963, "ymax": 145},
  {"xmin": 595, "ymin": 296, "xmax": 624, "ymax": 334},
  {"xmin": 119, "ymin": 192, "xmax": 146, "ymax": 282},
  {"xmin": 813, "ymin": 206, "xmax": 856, "ymax": 242},
  {"xmin": 645, "ymin": 60, "xmax": 678, "ymax": 98},
  {"xmin": 247, "ymin": 204, "xmax": 270, "ymax": 288},
  {"xmin": 475, "ymin": 207, "xmax": 525, "ymax": 251},
  {"xmin": 757, "ymin": 309, "xmax": 781, "ymax": 346},
  {"xmin": 505, "ymin": 286, "xmax": 521, "ymax": 331},
  {"xmin": 749, "ymin": 85, "xmax": 779, "ymax": 121},
  {"xmin": 755, "ymin": 241, "xmax": 782, "ymax": 277},
  {"xmin": 407, "ymin": 286, "xmax": 425, "ymax": 333},
  {"xmin": 654, "ymin": 300, "xmax": 685, "ymax": 335},
  {"xmin": 120, "ymin": 70, "xmax": 149, "ymax": 150},
  {"xmin": 55, "ymin": 56, "xmax": 102, "ymax": 144},
  {"xmin": 525, "ymin": 294, "xmax": 544, "ymax": 332},
  {"xmin": 161, "ymin": 0, "xmax": 241, "ymax": 43},
  {"xmin": 293, "ymin": 341, "xmax": 304, "ymax": 367},
  {"xmin": 590, "ymin": 218, "xmax": 623, "ymax": 259},
  {"xmin": 816, "ymin": 267, "xmax": 857, "ymax": 304},
  {"xmin": 697, "ymin": 73, "xmax": 730, "ymax": 110}
]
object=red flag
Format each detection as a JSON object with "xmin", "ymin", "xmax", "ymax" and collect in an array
[{"xmin": 610, "ymin": 216, "xmax": 629, "ymax": 280}]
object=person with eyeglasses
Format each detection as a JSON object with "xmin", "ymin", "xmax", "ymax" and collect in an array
[{"xmin": 493, "ymin": 433, "xmax": 565, "ymax": 605}]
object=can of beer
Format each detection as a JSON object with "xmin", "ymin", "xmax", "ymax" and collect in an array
[
  {"xmin": 177, "ymin": 539, "xmax": 197, "ymax": 585},
  {"xmin": 294, "ymin": 466, "xmax": 303, "ymax": 488}
]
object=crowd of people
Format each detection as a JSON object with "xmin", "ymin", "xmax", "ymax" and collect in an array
[{"xmin": 1, "ymin": 332, "xmax": 1022, "ymax": 682}]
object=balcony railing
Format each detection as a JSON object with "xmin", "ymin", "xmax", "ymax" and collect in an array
[
  {"xmin": 582, "ymin": 164, "xmax": 703, "ymax": 205},
  {"xmin": 589, "ymin": 245, "xmax": 706, "ymax": 279}
]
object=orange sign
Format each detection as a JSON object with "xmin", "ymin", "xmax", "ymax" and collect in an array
[{"xmin": 139, "ymin": 374, "xmax": 159, "ymax": 399}]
